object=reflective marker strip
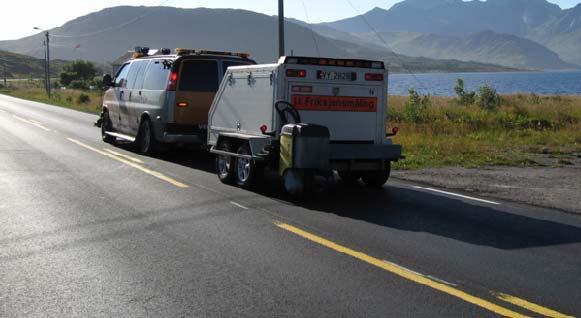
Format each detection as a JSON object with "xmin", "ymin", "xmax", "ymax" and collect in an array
[
  {"xmin": 494, "ymin": 292, "xmax": 574, "ymax": 318},
  {"xmin": 230, "ymin": 202, "xmax": 249, "ymax": 210},
  {"xmin": 413, "ymin": 186, "xmax": 500, "ymax": 205},
  {"xmin": 275, "ymin": 222, "xmax": 530, "ymax": 318},
  {"xmin": 68, "ymin": 138, "xmax": 188, "ymax": 188}
]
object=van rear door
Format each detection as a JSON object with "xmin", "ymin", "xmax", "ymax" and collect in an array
[{"xmin": 174, "ymin": 59, "xmax": 220, "ymax": 126}]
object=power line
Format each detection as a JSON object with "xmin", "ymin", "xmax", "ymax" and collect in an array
[
  {"xmin": 301, "ymin": 1, "xmax": 320, "ymax": 57},
  {"xmin": 343, "ymin": 0, "xmax": 425, "ymax": 92},
  {"xmin": 48, "ymin": 0, "xmax": 173, "ymax": 39}
]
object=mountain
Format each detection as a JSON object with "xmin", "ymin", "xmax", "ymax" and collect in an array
[
  {"xmin": 0, "ymin": 50, "xmax": 69, "ymax": 79},
  {"xmin": 323, "ymin": 0, "xmax": 562, "ymax": 37},
  {"xmin": 0, "ymin": 6, "xmax": 516, "ymax": 73},
  {"xmin": 321, "ymin": 0, "xmax": 580, "ymax": 67},
  {"xmin": 529, "ymin": 4, "xmax": 581, "ymax": 65},
  {"xmin": 354, "ymin": 30, "xmax": 575, "ymax": 70}
]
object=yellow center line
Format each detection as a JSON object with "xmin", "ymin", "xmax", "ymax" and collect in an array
[
  {"xmin": 103, "ymin": 148, "xmax": 145, "ymax": 164},
  {"xmin": 275, "ymin": 222, "xmax": 531, "ymax": 318},
  {"xmin": 12, "ymin": 115, "xmax": 51, "ymax": 131},
  {"xmin": 67, "ymin": 138, "xmax": 188, "ymax": 188},
  {"xmin": 494, "ymin": 292, "xmax": 574, "ymax": 318}
]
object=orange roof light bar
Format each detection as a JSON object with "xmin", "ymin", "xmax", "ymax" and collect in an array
[{"xmin": 175, "ymin": 48, "xmax": 251, "ymax": 59}]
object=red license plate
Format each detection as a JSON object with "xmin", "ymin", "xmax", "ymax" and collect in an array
[{"xmin": 291, "ymin": 95, "xmax": 377, "ymax": 112}]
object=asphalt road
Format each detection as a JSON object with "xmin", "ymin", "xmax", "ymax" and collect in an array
[{"xmin": 1, "ymin": 94, "xmax": 580, "ymax": 318}]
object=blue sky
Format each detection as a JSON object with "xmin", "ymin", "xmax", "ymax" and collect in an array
[{"xmin": 0, "ymin": 0, "xmax": 579, "ymax": 40}]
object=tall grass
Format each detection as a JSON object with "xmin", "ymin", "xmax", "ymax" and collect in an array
[{"xmin": 388, "ymin": 94, "xmax": 581, "ymax": 169}]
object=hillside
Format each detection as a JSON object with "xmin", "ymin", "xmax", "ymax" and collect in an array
[
  {"xmin": 321, "ymin": 0, "xmax": 581, "ymax": 68},
  {"xmin": 0, "ymin": 50, "xmax": 68, "ymax": 79},
  {"xmin": 354, "ymin": 31, "xmax": 575, "ymax": 70},
  {"xmin": 0, "ymin": 6, "xmax": 516, "ymax": 73}
]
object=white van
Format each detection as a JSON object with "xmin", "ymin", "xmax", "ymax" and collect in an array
[{"xmin": 100, "ymin": 48, "xmax": 255, "ymax": 154}]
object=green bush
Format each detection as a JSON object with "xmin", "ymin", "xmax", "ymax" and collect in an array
[
  {"xmin": 477, "ymin": 84, "xmax": 500, "ymax": 111},
  {"xmin": 454, "ymin": 78, "xmax": 476, "ymax": 105},
  {"xmin": 60, "ymin": 60, "xmax": 97, "ymax": 86},
  {"xmin": 404, "ymin": 88, "xmax": 431, "ymax": 123},
  {"xmin": 77, "ymin": 94, "xmax": 91, "ymax": 104},
  {"xmin": 69, "ymin": 80, "xmax": 89, "ymax": 90}
]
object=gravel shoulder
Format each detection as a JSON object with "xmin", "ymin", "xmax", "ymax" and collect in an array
[{"xmin": 393, "ymin": 156, "xmax": 581, "ymax": 214}]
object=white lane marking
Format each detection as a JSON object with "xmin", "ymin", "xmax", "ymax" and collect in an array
[
  {"xmin": 230, "ymin": 201, "xmax": 249, "ymax": 210},
  {"xmin": 413, "ymin": 186, "xmax": 500, "ymax": 205},
  {"xmin": 104, "ymin": 149, "xmax": 144, "ymax": 164},
  {"xmin": 12, "ymin": 115, "xmax": 51, "ymax": 131},
  {"xmin": 382, "ymin": 260, "xmax": 457, "ymax": 287}
]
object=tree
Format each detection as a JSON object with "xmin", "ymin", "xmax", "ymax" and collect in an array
[
  {"xmin": 454, "ymin": 78, "xmax": 476, "ymax": 105},
  {"xmin": 60, "ymin": 60, "xmax": 97, "ymax": 86}
]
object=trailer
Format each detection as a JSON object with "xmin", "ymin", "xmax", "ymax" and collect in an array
[{"xmin": 207, "ymin": 56, "xmax": 402, "ymax": 195}]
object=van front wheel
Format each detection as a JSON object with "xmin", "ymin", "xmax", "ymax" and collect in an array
[
  {"xmin": 137, "ymin": 118, "xmax": 158, "ymax": 155},
  {"xmin": 101, "ymin": 112, "xmax": 115, "ymax": 144}
]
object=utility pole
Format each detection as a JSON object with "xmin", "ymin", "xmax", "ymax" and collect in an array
[
  {"xmin": 0, "ymin": 58, "xmax": 7, "ymax": 87},
  {"xmin": 45, "ymin": 31, "xmax": 51, "ymax": 97},
  {"xmin": 35, "ymin": 27, "xmax": 51, "ymax": 97},
  {"xmin": 43, "ymin": 40, "xmax": 47, "ymax": 94},
  {"xmin": 278, "ymin": 0, "xmax": 285, "ymax": 57}
]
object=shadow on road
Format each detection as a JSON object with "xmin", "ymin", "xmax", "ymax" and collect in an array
[
  {"xmin": 114, "ymin": 143, "xmax": 581, "ymax": 251},
  {"xmin": 299, "ymin": 182, "xmax": 581, "ymax": 250}
]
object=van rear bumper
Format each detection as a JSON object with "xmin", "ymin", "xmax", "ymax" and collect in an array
[{"xmin": 154, "ymin": 123, "xmax": 207, "ymax": 144}]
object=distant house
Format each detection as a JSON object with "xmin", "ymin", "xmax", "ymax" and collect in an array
[{"xmin": 110, "ymin": 51, "xmax": 134, "ymax": 74}]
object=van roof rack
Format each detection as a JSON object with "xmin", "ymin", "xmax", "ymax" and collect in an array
[{"xmin": 175, "ymin": 48, "xmax": 251, "ymax": 59}]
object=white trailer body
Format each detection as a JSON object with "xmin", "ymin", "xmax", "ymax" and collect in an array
[{"xmin": 208, "ymin": 56, "xmax": 402, "ymax": 193}]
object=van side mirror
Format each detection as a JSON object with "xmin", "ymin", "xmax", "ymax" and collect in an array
[{"xmin": 103, "ymin": 74, "xmax": 114, "ymax": 87}]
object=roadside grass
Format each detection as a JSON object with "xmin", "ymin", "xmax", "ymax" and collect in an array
[
  {"xmin": 1, "ymin": 82, "xmax": 102, "ymax": 114},
  {"xmin": 389, "ymin": 95, "xmax": 581, "ymax": 170}
]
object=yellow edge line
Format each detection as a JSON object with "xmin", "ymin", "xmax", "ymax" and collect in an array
[
  {"xmin": 104, "ymin": 148, "xmax": 145, "ymax": 164},
  {"xmin": 12, "ymin": 115, "xmax": 51, "ymax": 131},
  {"xmin": 67, "ymin": 138, "xmax": 188, "ymax": 188},
  {"xmin": 495, "ymin": 292, "xmax": 574, "ymax": 318},
  {"xmin": 275, "ymin": 222, "xmax": 531, "ymax": 318}
]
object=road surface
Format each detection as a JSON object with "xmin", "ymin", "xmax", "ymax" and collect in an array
[{"xmin": 1, "ymin": 94, "xmax": 580, "ymax": 317}]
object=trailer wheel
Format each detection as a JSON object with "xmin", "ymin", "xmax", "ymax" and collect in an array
[
  {"xmin": 235, "ymin": 144, "xmax": 262, "ymax": 189},
  {"xmin": 101, "ymin": 112, "xmax": 116, "ymax": 144},
  {"xmin": 338, "ymin": 171, "xmax": 362, "ymax": 185},
  {"xmin": 361, "ymin": 163, "xmax": 391, "ymax": 188},
  {"xmin": 216, "ymin": 142, "xmax": 235, "ymax": 185}
]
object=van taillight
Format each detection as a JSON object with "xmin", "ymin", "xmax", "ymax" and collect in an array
[
  {"xmin": 286, "ymin": 69, "xmax": 307, "ymax": 78},
  {"xmin": 167, "ymin": 72, "xmax": 178, "ymax": 91},
  {"xmin": 365, "ymin": 73, "xmax": 384, "ymax": 81}
]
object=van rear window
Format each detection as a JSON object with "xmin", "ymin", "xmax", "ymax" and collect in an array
[
  {"xmin": 179, "ymin": 60, "xmax": 218, "ymax": 92},
  {"xmin": 222, "ymin": 61, "xmax": 249, "ymax": 75}
]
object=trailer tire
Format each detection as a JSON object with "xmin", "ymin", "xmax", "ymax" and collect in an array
[
  {"xmin": 338, "ymin": 171, "xmax": 362, "ymax": 185},
  {"xmin": 362, "ymin": 163, "xmax": 391, "ymax": 188},
  {"xmin": 101, "ymin": 112, "xmax": 116, "ymax": 144},
  {"xmin": 235, "ymin": 144, "xmax": 262, "ymax": 189},
  {"xmin": 216, "ymin": 142, "xmax": 236, "ymax": 185}
]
